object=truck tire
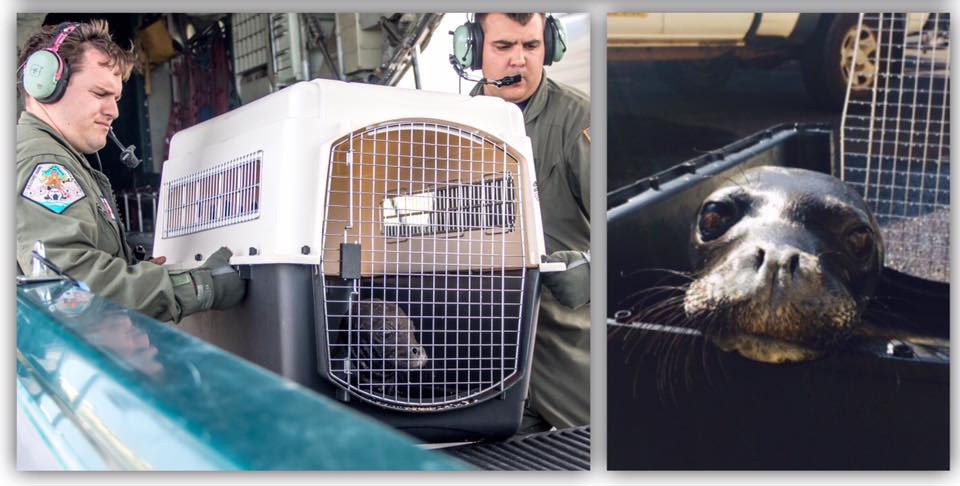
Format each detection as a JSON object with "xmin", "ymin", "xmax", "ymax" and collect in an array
[
  {"xmin": 802, "ymin": 14, "xmax": 903, "ymax": 109},
  {"xmin": 654, "ymin": 54, "xmax": 737, "ymax": 96}
]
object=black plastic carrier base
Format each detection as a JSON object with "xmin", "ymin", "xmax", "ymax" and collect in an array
[{"xmin": 179, "ymin": 264, "xmax": 540, "ymax": 443}]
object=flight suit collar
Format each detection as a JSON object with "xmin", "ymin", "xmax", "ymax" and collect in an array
[
  {"xmin": 520, "ymin": 72, "xmax": 549, "ymax": 123},
  {"xmin": 18, "ymin": 111, "xmax": 94, "ymax": 171}
]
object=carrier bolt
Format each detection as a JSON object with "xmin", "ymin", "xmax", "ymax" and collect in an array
[
  {"xmin": 134, "ymin": 245, "xmax": 147, "ymax": 261},
  {"xmin": 886, "ymin": 340, "xmax": 914, "ymax": 358},
  {"xmin": 249, "ymin": 247, "xmax": 258, "ymax": 256},
  {"xmin": 194, "ymin": 253, "xmax": 203, "ymax": 261},
  {"xmin": 301, "ymin": 245, "xmax": 311, "ymax": 255}
]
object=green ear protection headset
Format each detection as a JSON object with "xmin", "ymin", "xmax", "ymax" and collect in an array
[
  {"xmin": 451, "ymin": 14, "xmax": 567, "ymax": 71},
  {"xmin": 22, "ymin": 22, "xmax": 80, "ymax": 104}
]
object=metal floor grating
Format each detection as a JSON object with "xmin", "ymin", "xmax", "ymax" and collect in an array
[{"xmin": 443, "ymin": 426, "xmax": 590, "ymax": 471}]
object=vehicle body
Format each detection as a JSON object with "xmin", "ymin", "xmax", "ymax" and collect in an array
[
  {"xmin": 608, "ymin": 12, "xmax": 931, "ymax": 108},
  {"xmin": 16, "ymin": 278, "xmax": 466, "ymax": 470}
]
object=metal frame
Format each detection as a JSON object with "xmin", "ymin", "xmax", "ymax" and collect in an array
[
  {"xmin": 841, "ymin": 13, "xmax": 950, "ymax": 282},
  {"xmin": 161, "ymin": 150, "xmax": 263, "ymax": 238}
]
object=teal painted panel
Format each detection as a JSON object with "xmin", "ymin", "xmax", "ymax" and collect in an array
[{"xmin": 17, "ymin": 281, "xmax": 467, "ymax": 471}]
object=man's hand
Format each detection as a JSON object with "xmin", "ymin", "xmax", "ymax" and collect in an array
[
  {"xmin": 148, "ymin": 256, "xmax": 166, "ymax": 265},
  {"xmin": 86, "ymin": 313, "xmax": 163, "ymax": 377},
  {"xmin": 171, "ymin": 247, "xmax": 246, "ymax": 317},
  {"xmin": 541, "ymin": 250, "xmax": 590, "ymax": 309},
  {"xmin": 197, "ymin": 247, "xmax": 246, "ymax": 310}
]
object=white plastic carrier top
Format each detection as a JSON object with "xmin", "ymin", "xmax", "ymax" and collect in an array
[{"xmin": 153, "ymin": 79, "xmax": 549, "ymax": 272}]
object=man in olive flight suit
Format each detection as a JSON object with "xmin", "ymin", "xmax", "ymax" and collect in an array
[
  {"xmin": 16, "ymin": 20, "xmax": 244, "ymax": 322},
  {"xmin": 468, "ymin": 12, "xmax": 591, "ymax": 431}
]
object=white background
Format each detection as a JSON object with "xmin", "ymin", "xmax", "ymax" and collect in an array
[{"xmin": 6, "ymin": 0, "xmax": 957, "ymax": 484}]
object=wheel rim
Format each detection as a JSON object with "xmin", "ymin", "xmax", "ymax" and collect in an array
[{"xmin": 841, "ymin": 25, "xmax": 878, "ymax": 91}]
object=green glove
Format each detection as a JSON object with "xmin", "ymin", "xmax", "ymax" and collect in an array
[
  {"xmin": 199, "ymin": 247, "xmax": 246, "ymax": 310},
  {"xmin": 541, "ymin": 250, "xmax": 590, "ymax": 309},
  {"xmin": 171, "ymin": 247, "xmax": 246, "ymax": 317}
]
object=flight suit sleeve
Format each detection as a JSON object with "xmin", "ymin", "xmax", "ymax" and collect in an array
[
  {"xmin": 16, "ymin": 154, "xmax": 186, "ymax": 323},
  {"xmin": 564, "ymin": 125, "xmax": 591, "ymax": 218}
]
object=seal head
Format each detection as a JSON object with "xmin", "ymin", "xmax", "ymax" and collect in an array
[
  {"xmin": 350, "ymin": 298, "xmax": 429, "ymax": 370},
  {"xmin": 684, "ymin": 166, "xmax": 884, "ymax": 363}
]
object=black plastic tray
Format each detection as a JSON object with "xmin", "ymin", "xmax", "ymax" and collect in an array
[{"xmin": 606, "ymin": 123, "xmax": 949, "ymax": 470}]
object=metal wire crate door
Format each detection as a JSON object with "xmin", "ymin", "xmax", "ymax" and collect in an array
[
  {"xmin": 320, "ymin": 120, "xmax": 530, "ymax": 410},
  {"xmin": 841, "ymin": 13, "xmax": 950, "ymax": 282}
]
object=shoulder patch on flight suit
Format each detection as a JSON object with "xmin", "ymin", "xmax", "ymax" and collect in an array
[
  {"xmin": 581, "ymin": 127, "xmax": 591, "ymax": 144},
  {"xmin": 21, "ymin": 163, "xmax": 86, "ymax": 214}
]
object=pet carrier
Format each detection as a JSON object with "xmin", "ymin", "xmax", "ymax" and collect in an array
[{"xmin": 153, "ymin": 79, "xmax": 552, "ymax": 442}]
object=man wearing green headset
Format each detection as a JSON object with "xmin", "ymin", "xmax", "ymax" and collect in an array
[
  {"xmin": 16, "ymin": 19, "xmax": 244, "ymax": 322},
  {"xmin": 453, "ymin": 12, "xmax": 591, "ymax": 432}
]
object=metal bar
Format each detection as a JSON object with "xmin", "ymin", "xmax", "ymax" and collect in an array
[
  {"xmin": 916, "ymin": 13, "xmax": 941, "ymax": 211},
  {"xmin": 840, "ymin": 13, "xmax": 865, "ymax": 178},
  {"xmin": 932, "ymin": 14, "xmax": 950, "ymax": 207},
  {"xmin": 135, "ymin": 193, "xmax": 143, "ymax": 233},
  {"xmin": 411, "ymin": 44, "xmax": 422, "ymax": 90},
  {"xmin": 122, "ymin": 193, "xmax": 131, "ymax": 232}
]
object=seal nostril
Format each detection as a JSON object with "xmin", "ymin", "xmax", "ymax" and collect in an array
[
  {"xmin": 788, "ymin": 254, "xmax": 800, "ymax": 276},
  {"xmin": 754, "ymin": 248, "xmax": 765, "ymax": 270}
]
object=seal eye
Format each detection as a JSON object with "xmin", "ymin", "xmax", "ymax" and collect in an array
[
  {"xmin": 698, "ymin": 201, "xmax": 738, "ymax": 241},
  {"xmin": 845, "ymin": 226, "xmax": 874, "ymax": 261}
]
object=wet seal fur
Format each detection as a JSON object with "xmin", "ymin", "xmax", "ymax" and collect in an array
[
  {"xmin": 684, "ymin": 166, "xmax": 884, "ymax": 363},
  {"xmin": 349, "ymin": 299, "xmax": 429, "ymax": 375}
]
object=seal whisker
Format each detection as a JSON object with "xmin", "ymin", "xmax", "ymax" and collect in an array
[
  {"xmin": 638, "ymin": 297, "xmax": 710, "ymax": 401},
  {"xmin": 619, "ymin": 267, "xmax": 698, "ymax": 280},
  {"xmin": 622, "ymin": 298, "xmax": 687, "ymax": 360},
  {"xmin": 714, "ymin": 167, "xmax": 755, "ymax": 193},
  {"xmin": 625, "ymin": 286, "xmax": 689, "ymax": 314},
  {"xmin": 698, "ymin": 313, "xmax": 725, "ymax": 389},
  {"xmin": 615, "ymin": 270, "xmax": 697, "ymax": 308},
  {"xmin": 619, "ymin": 293, "xmax": 697, "ymax": 402},
  {"xmin": 621, "ymin": 288, "xmax": 688, "ymax": 321},
  {"xmin": 626, "ymin": 283, "xmax": 688, "ymax": 302}
]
